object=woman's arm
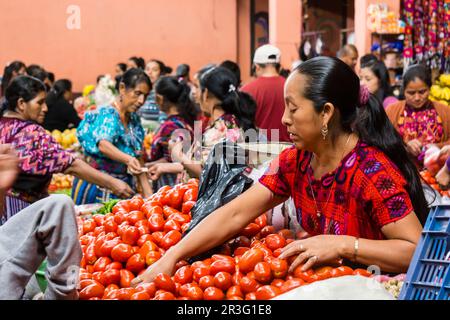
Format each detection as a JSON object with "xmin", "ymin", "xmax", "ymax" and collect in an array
[
  {"xmin": 98, "ymin": 140, "xmax": 142, "ymax": 174},
  {"xmin": 280, "ymin": 213, "xmax": 423, "ymax": 273},
  {"xmin": 64, "ymin": 158, "xmax": 134, "ymax": 198},
  {"xmin": 134, "ymin": 183, "xmax": 287, "ymax": 284}
]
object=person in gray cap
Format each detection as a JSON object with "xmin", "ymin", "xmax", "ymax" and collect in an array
[{"xmin": 241, "ymin": 44, "xmax": 290, "ymax": 142}]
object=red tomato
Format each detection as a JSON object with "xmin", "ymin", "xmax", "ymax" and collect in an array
[
  {"xmin": 174, "ymin": 265, "xmax": 193, "ymax": 285},
  {"xmin": 103, "ymin": 217, "xmax": 118, "ymax": 234},
  {"xmin": 192, "ymin": 266, "xmax": 210, "ymax": 283},
  {"xmin": 238, "ymin": 248, "xmax": 265, "ymax": 273},
  {"xmin": 198, "ymin": 275, "xmax": 215, "ymax": 290},
  {"xmin": 127, "ymin": 210, "xmax": 145, "ymax": 226},
  {"xmin": 254, "ymin": 214, "xmax": 267, "ymax": 228},
  {"xmin": 126, "ymin": 253, "xmax": 146, "ymax": 274},
  {"xmin": 255, "ymin": 285, "xmax": 281, "ymax": 300},
  {"xmin": 83, "ymin": 220, "xmax": 97, "ymax": 234},
  {"xmin": 231, "ymin": 271, "xmax": 244, "ymax": 286},
  {"xmin": 240, "ymin": 223, "xmax": 261, "ymax": 238},
  {"xmin": 145, "ymin": 251, "xmax": 161, "ymax": 266},
  {"xmin": 315, "ymin": 266, "xmax": 333, "ymax": 280},
  {"xmin": 168, "ymin": 189, "xmax": 185, "ymax": 210},
  {"xmin": 105, "ymin": 261, "xmax": 123, "ymax": 271},
  {"xmin": 337, "ymin": 266, "xmax": 354, "ymax": 276},
  {"xmin": 164, "ymin": 219, "xmax": 181, "ymax": 233},
  {"xmin": 181, "ymin": 201, "xmax": 195, "ymax": 215},
  {"xmin": 98, "ymin": 238, "xmax": 121, "ymax": 258},
  {"xmin": 103, "ymin": 284, "xmax": 120, "ymax": 298},
  {"xmin": 233, "ymin": 236, "xmax": 251, "ymax": 248},
  {"xmin": 239, "ymin": 276, "xmax": 259, "ymax": 294},
  {"xmin": 111, "ymin": 243, "xmax": 134, "ymax": 263},
  {"xmin": 293, "ymin": 266, "xmax": 315, "ymax": 283},
  {"xmin": 115, "ymin": 288, "xmax": 137, "ymax": 300},
  {"xmin": 271, "ymin": 279, "xmax": 285, "ymax": 289},
  {"xmin": 154, "ymin": 273, "xmax": 176, "ymax": 293},
  {"xmin": 100, "ymin": 269, "xmax": 121, "ymax": 286},
  {"xmin": 353, "ymin": 268, "xmax": 372, "ymax": 277},
  {"xmin": 121, "ymin": 226, "xmax": 140, "ymax": 246},
  {"xmin": 142, "ymin": 204, "xmax": 163, "ymax": 219},
  {"xmin": 84, "ymin": 244, "xmax": 97, "ymax": 265},
  {"xmin": 278, "ymin": 229, "xmax": 295, "ymax": 240},
  {"xmin": 151, "ymin": 231, "xmax": 165, "ymax": 246},
  {"xmin": 128, "ymin": 197, "xmax": 144, "ymax": 211},
  {"xmin": 245, "ymin": 292, "xmax": 257, "ymax": 300},
  {"xmin": 183, "ymin": 188, "xmax": 198, "ymax": 202},
  {"xmin": 135, "ymin": 220, "xmax": 150, "ymax": 236},
  {"xmin": 93, "ymin": 235, "xmax": 106, "ymax": 257},
  {"xmin": 280, "ymin": 278, "xmax": 305, "ymax": 293},
  {"xmin": 259, "ymin": 226, "xmax": 276, "ymax": 238},
  {"xmin": 79, "ymin": 282, "xmax": 105, "ymax": 300},
  {"xmin": 139, "ymin": 240, "xmax": 159, "ymax": 258},
  {"xmin": 154, "ymin": 291, "xmax": 176, "ymax": 300},
  {"xmin": 79, "ymin": 279, "xmax": 97, "ymax": 290},
  {"xmin": 135, "ymin": 282, "xmax": 156, "ymax": 298},
  {"xmin": 178, "ymin": 283, "xmax": 194, "ymax": 297},
  {"xmin": 209, "ymin": 260, "xmax": 235, "ymax": 276},
  {"xmin": 130, "ymin": 292, "xmax": 150, "ymax": 300},
  {"xmin": 116, "ymin": 222, "xmax": 130, "ymax": 237},
  {"xmin": 119, "ymin": 269, "xmax": 135, "ymax": 288},
  {"xmin": 254, "ymin": 262, "xmax": 272, "ymax": 284},
  {"xmin": 214, "ymin": 272, "xmax": 232, "ymax": 291},
  {"xmin": 159, "ymin": 230, "xmax": 182, "ymax": 250},
  {"xmin": 186, "ymin": 286, "xmax": 203, "ymax": 300},
  {"xmin": 234, "ymin": 247, "xmax": 250, "ymax": 256},
  {"xmin": 203, "ymin": 287, "xmax": 225, "ymax": 300},
  {"xmin": 93, "ymin": 257, "xmax": 112, "ymax": 273},
  {"xmin": 264, "ymin": 234, "xmax": 286, "ymax": 251},
  {"xmin": 270, "ymin": 258, "xmax": 288, "ymax": 279},
  {"xmin": 147, "ymin": 214, "xmax": 165, "ymax": 232},
  {"xmin": 226, "ymin": 285, "xmax": 244, "ymax": 299}
]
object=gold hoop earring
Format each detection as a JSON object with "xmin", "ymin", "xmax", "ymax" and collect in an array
[{"xmin": 321, "ymin": 124, "xmax": 328, "ymax": 140}]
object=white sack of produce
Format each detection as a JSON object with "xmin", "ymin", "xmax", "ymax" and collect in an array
[{"xmin": 272, "ymin": 275, "xmax": 394, "ymax": 300}]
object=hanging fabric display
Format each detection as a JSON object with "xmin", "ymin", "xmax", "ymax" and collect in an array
[{"xmin": 403, "ymin": 0, "xmax": 450, "ymax": 72}]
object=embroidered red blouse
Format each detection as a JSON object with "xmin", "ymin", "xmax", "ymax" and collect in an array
[{"xmin": 259, "ymin": 141, "xmax": 414, "ymax": 240}]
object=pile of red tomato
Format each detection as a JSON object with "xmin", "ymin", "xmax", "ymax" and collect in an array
[
  {"xmin": 77, "ymin": 179, "xmax": 371, "ymax": 300},
  {"xmin": 420, "ymin": 170, "xmax": 450, "ymax": 197}
]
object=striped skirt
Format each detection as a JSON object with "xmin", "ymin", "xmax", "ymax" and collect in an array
[
  {"xmin": 0, "ymin": 196, "xmax": 31, "ymax": 226},
  {"xmin": 71, "ymin": 174, "xmax": 134, "ymax": 205}
]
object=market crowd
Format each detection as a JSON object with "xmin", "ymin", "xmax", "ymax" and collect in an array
[{"xmin": 1, "ymin": 42, "xmax": 450, "ymax": 299}]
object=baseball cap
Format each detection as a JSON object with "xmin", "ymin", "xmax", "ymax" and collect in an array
[{"xmin": 253, "ymin": 44, "xmax": 281, "ymax": 64}]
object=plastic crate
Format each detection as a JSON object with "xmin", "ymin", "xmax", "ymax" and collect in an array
[{"xmin": 399, "ymin": 205, "xmax": 450, "ymax": 300}]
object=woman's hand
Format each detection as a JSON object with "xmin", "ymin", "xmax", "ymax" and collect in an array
[
  {"xmin": 406, "ymin": 139, "xmax": 423, "ymax": 157},
  {"xmin": 436, "ymin": 165, "xmax": 450, "ymax": 190},
  {"xmin": 126, "ymin": 157, "xmax": 142, "ymax": 175},
  {"xmin": 0, "ymin": 144, "xmax": 19, "ymax": 190},
  {"xmin": 131, "ymin": 254, "xmax": 178, "ymax": 286},
  {"xmin": 169, "ymin": 140, "xmax": 186, "ymax": 163},
  {"xmin": 109, "ymin": 178, "xmax": 134, "ymax": 198},
  {"xmin": 278, "ymin": 235, "xmax": 351, "ymax": 272},
  {"xmin": 147, "ymin": 162, "xmax": 183, "ymax": 181}
]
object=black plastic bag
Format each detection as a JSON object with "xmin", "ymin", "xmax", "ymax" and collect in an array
[{"xmin": 184, "ymin": 140, "xmax": 253, "ymax": 262}]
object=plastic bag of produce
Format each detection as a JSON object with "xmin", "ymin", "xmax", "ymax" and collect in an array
[
  {"xmin": 184, "ymin": 141, "xmax": 253, "ymax": 239},
  {"xmin": 272, "ymin": 275, "xmax": 395, "ymax": 300}
]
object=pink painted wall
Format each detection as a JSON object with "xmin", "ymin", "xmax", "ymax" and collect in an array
[{"xmin": 0, "ymin": 0, "xmax": 239, "ymax": 92}]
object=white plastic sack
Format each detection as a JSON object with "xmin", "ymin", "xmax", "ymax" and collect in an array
[{"xmin": 272, "ymin": 275, "xmax": 395, "ymax": 300}]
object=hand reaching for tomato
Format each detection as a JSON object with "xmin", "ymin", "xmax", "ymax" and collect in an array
[
  {"xmin": 131, "ymin": 253, "xmax": 178, "ymax": 287},
  {"xmin": 278, "ymin": 235, "xmax": 349, "ymax": 273}
]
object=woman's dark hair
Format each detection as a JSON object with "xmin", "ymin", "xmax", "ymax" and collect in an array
[
  {"xmin": 26, "ymin": 65, "xmax": 48, "ymax": 82},
  {"xmin": 47, "ymin": 72, "xmax": 55, "ymax": 84},
  {"xmin": 403, "ymin": 64, "xmax": 432, "ymax": 89},
  {"xmin": 360, "ymin": 54, "xmax": 378, "ymax": 66},
  {"xmin": 361, "ymin": 60, "xmax": 392, "ymax": 102},
  {"xmin": 119, "ymin": 68, "xmax": 152, "ymax": 91},
  {"xmin": 220, "ymin": 60, "xmax": 241, "ymax": 86},
  {"xmin": 154, "ymin": 76, "xmax": 198, "ymax": 126},
  {"xmin": 2, "ymin": 75, "xmax": 46, "ymax": 115},
  {"xmin": 149, "ymin": 59, "xmax": 173, "ymax": 75},
  {"xmin": 128, "ymin": 56, "xmax": 146, "ymax": 70},
  {"xmin": 117, "ymin": 63, "xmax": 127, "ymax": 73},
  {"xmin": 176, "ymin": 64, "xmax": 190, "ymax": 80},
  {"xmin": 47, "ymin": 79, "xmax": 72, "ymax": 104},
  {"xmin": 295, "ymin": 56, "xmax": 428, "ymax": 225},
  {"xmin": 200, "ymin": 66, "xmax": 256, "ymax": 133},
  {"xmin": 1, "ymin": 61, "xmax": 26, "ymax": 96}
]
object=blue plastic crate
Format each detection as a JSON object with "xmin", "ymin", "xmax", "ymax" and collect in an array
[{"xmin": 399, "ymin": 205, "xmax": 450, "ymax": 300}]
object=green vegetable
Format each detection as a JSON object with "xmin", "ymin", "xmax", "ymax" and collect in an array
[{"xmin": 94, "ymin": 199, "xmax": 120, "ymax": 215}]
